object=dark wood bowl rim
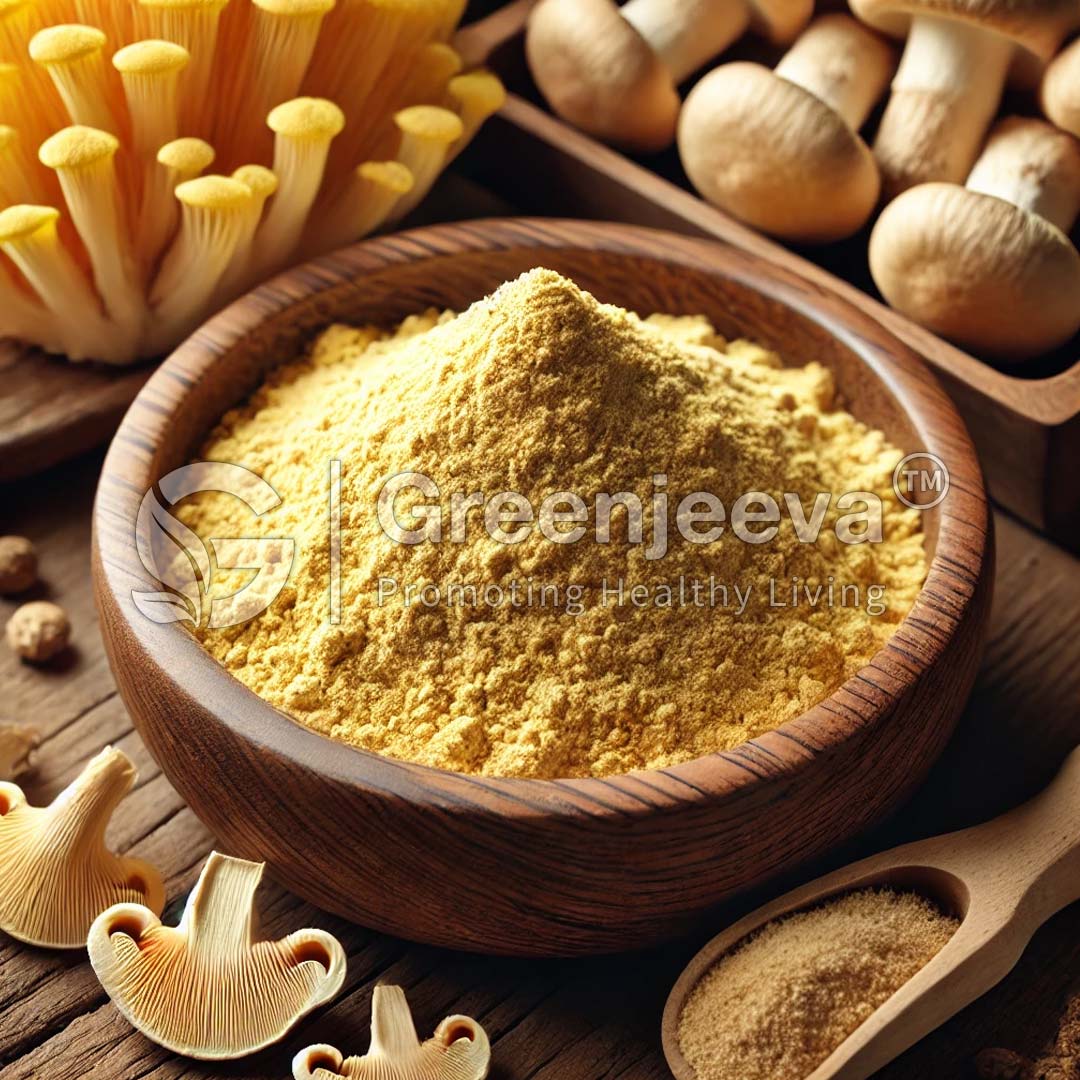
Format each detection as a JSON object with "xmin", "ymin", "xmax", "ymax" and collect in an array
[{"xmin": 93, "ymin": 217, "xmax": 990, "ymax": 817}]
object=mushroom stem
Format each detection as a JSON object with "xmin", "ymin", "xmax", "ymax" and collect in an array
[
  {"xmin": 874, "ymin": 14, "xmax": 1012, "ymax": 196},
  {"xmin": 38, "ymin": 125, "xmax": 145, "ymax": 343},
  {"xmin": 218, "ymin": 163, "xmax": 278, "ymax": 299},
  {"xmin": 387, "ymin": 104, "xmax": 462, "ymax": 224},
  {"xmin": 774, "ymin": 14, "xmax": 895, "ymax": 130},
  {"xmin": 112, "ymin": 40, "xmax": 190, "ymax": 165},
  {"xmin": 965, "ymin": 117, "xmax": 1080, "ymax": 233},
  {"xmin": 138, "ymin": 135, "xmax": 214, "ymax": 276},
  {"xmin": 0, "ymin": 204, "xmax": 124, "ymax": 362},
  {"xmin": 148, "ymin": 174, "xmax": 253, "ymax": 352},
  {"xmin": 47, "ymin": 745, "xmax": 136, "ymax": 850},
  {"xmin": 137, "ymin": 0, "xmax": 227, "ymax": 131},
  {"xmin": 304, "ymin": 159, "xmax": 412, "ymax": 256},
  {"xmin": 621, "ymin": 0, "xmax": 750, "ymax": 85},
  {"xmin": 29, "ymin": 24, "xmax": 117, "ymax": 132},
  {"xmin": 248, "ymin": 96, "xmax": 345, "ymax": 279},
  {"xmin": 182, "ymin": 851, "xmax": 263, "ymax": 956},
  {"xmin": 369, "ymin": 986, "xmax": 424, "ymax": 1058}
]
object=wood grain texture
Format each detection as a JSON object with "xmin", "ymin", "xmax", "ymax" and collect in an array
[
  {"xmin": 0, "ymin": 344, "xmax": 151, "ymax": 485},
  {"xmin": 91, "ymin": 218, "xmax": 991, "ymax": 957},
  {"xmin": 457, "ymin": 6, "xmax": 1080, "ymax": 545},
  {"xmin": 0, "ymin": 452, "xmax": 1074, "ymax": 1079}
]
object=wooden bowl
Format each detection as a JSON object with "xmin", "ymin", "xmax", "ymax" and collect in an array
[{"xmin": 92, "ymin": 219, "xmax": 993, "ymax": 957}]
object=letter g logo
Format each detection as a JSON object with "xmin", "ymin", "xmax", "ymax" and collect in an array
[{"xmin": 133, "ymin": 462, "xmax": 294, "ymax": 629}]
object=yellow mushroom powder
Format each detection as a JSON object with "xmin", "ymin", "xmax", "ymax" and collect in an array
[
  {"xmin": 677, "ymin": 889, "xmax": 959, "ymax": 1080},
  {"xmin": 180, "ymin": 269, "xmax": 927, "ymax": 779}
]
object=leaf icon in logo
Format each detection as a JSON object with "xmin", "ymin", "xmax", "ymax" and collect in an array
[{"xmin": 133, "ymin": 487, "xmax": 212, "ymax": 626}]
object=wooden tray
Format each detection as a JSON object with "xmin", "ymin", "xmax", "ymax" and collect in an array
[{"xmin": 457, "ymin": 2, "xmax": 1080, "ymax": 550}]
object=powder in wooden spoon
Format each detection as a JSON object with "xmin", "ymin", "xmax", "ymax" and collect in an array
[{"xmin": 677, "ymin": 889, "xmax": 959, "ymax": 1080}]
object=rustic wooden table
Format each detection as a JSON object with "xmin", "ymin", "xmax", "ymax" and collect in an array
[{"xmin": 0, "ymin": 447, "xmax": 1078, "ymax": 1080}]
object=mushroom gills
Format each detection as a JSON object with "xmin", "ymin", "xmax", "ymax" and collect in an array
[
  {"xmin": 0, "ymin": 745, "xmax": 164, "ymax": 948},
  {"xmin": 88, "ymin": 850, "xmax": 347, "ymax": 1060},
  {"xmin": 293, "ymin": 984, "xmax": 491, "ymax": 1080}
]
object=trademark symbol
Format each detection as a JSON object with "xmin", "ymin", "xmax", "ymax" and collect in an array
[{"xmin": 892, "ymin": 452, "xmax": 951, "ymax": 510}]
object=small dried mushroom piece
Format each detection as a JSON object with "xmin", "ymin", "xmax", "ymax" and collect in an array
[
  {"xmin": 293, "ymin": 985, "xmax": 491, "ymax": 1080},
  {"xmin": 0, "ymin": 745, "xmax": 164, "ymax": 948},
  {"xmin": 5, "ymin": 600, "xmax": 70, "ymax": 663},
  {"xmin": 0, "ymin": 536, "xmax": 38, "ymax": 595},
  {"xmin": 0, "ymin": 723, "xmax": 39, "ymax": 781},
  {"xmin": 88, "ymin": 851, "xmax": 347, "ymax": 1060}
]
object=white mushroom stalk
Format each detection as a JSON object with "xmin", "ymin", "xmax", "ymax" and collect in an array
[
  {"xmin": 387, "ymin": 105, "xmax": 461, "ymax": 224},
  {"xmin": 38, "ymin": 124, "xmax": 146, "ymax": 343},
  {"xmin": 246, "ymin": 96, "xmax": 344, "ymax": 283},
  {"xmin": 88, "ymin": 851, "xmax": 347, "ymax": 1060},
  {"xmin": 29, "ymin": 24, "xmax": 116, "ymax": 133},
  {"xmin": 526, "ymin": 0, "xmax": 812, "ymax": 152},
  {"xmin": 147, "ymin": 173, "xmax": 254, "ymax": 352},
  {"xmin": 0, "ymin": 203, "xmax": 125, "ymax": 360},
  {"xmin": 0, "ymin": 746, "xmax": 165, "ymax": 948},
  {"xmin": 851, "ymin": 0, "xmax": 1076, "ymax": 198},
  {"xmin": 0, "ymin": 722, "xmax": 38, "ymax": 781},
  {"xmin": 304, "ymin": 159, "xmax": 412, "ymax": 258},
  {"xmin": 0, "ymin": 0, "xmax": 500, "ymax": 363},
  {"xmin": 678, "ymin": 14, "xmax": 895, "ymax": 242},
  {"xmin": 292, "ymin": 985, "xmax": 491, "ymax": 1080},
  {"xmin": 870, "ymin": 116, "xmax": 1080, "ymax": 359}
]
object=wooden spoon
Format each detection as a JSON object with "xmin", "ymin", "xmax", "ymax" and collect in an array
[{"xmin": 662, "ymin": 746, "xmax": 1080, "ymax": 1080}]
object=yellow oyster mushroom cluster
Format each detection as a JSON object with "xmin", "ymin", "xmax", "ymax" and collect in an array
[{"xmin": 0, "ymin": 0, "xmax": 505, "ymax": 363}]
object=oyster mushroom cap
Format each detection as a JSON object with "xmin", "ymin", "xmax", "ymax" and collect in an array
[
  {"xmin": 88, "ymin": 851, "xmax": 347, "ymax": 1060},
  {"xmin": 0, "ymin": 745, "xmax": 164, "ymax": 948},
  {"xmin": 869, "ymin": 182, "xmax": 1080, "ymax": 359},
  {"xmin": 526, "ymin": 0, "xmax": 810, "ymax": 152},
  {"xmin": 0, "ymin": 723, "xmax": 38, "ymax": 781},
  {"xmin": 1042, "ymin": 38, "xmax": 1080, "ymax": 138},
  {"xmin": 293, "ymin": 985, "xmax": 490, "ymax": 1080}
]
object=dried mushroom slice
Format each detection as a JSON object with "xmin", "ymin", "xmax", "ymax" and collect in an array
[
  {"xmin": 88, "ymin": 851, "xmax": 347, "ymax": 1060},
  {"xmin": 0, "ymin": 723, "xmax": 38, "ymax": 780},
  {"xmin": 0, "ymin": 745, "xmax": 164, "ymax": 948},
  {"xmin": 293, "ymin": 985, "xmax": 491, "ymax": 1080}
]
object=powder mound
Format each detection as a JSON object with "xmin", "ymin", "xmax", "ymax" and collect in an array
[
  {"xmin": 182, "ymin": 269, "xmax": 927, "ymax": 779},
  {"xmin": 677, "ymin": 890, "xmax": 959, "ymax": 1080}
]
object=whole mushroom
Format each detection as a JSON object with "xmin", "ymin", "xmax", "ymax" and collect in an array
[
  {"xmin": 851, "ymin": 0, "xmax": 1077, "ymax": 198},
  {"xmin": 526, "ymin": 0, "xmax": 812, "ymax": 152},
  {"xmin": 1043, "ymin": 38, "xmax": 1080, "ymax": 138},
  {"xmin": 870, "ymin": 117, "xmax": 1080, "ymax": 359},
  {"xmin": 678, "ymin": 14, "xmax": 896, "ymax": 242}
]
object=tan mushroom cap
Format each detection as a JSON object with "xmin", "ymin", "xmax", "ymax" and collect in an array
[
  {"xmin": 752, "ymin": 0, "xmax": 814, "ymax": 44},
  {"xmin": 678, "ymin": 62, "xmax": 880, "ymax": 243},
  {"xmin": 869, "ymin": 182, "xmax": 1080, "ymax": 359},
  {"xmin": 849, "ymin": 0, "xmax": 1076, "ymax": 62},
  {"xmin": 1043, "ymin": 38, "xmax": 1080, "ymax": 138},
  {"xmin": 525, "ymin": 0, "xmax": 679, "ymax": 152},
  {"xmin": 0, "ymin": 746, "xmax": 164, "ymax": 948},
  {"xmin": 292, "ymin": 985, "xmax": 491, "ymax": 1080},
  {"xmin": 88, "ymin": 851, "xmax": 347, "ymax": 1060},
  {"xmin": 0, "ymin": 723, "xmax": 38, "ymax": 781}
]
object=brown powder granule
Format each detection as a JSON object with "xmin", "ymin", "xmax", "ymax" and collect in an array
[
  {"xmin": 678, "ymin": 889, "xmax": 959, "ymax": 1080},
  {"xmin": 181, "ymin": 269, "xmax": 926, "ymax": 778}
]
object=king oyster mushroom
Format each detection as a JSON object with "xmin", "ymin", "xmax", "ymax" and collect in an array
[
  {"xmin": 0, "ymin": 745, "xmax": 164, "ymax": 948},
  {"xmin": 678, "ymin": 13, "xmax": 896, "ymax": 242},
  {"xmin": 851, "ymin": 0, "xmax": 1076, "ymax": 197},
  {"xmin": 88, "ymin": 851, "xmax": 347, "ymax": 1060},
  {"xmin": 525, "ymin": 0, "xmax": 812, "ymax": 151},
  {"xmin": 870, "ymin": 116, "xmax": 1080, "ymax": 359},
  {"xmin": 0, "ymin": 723, "xmax": 38, "ymax": 781},
  {"xmin": 293, "ymin": 985, "xmax": 490, "ymax": 1080}
]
